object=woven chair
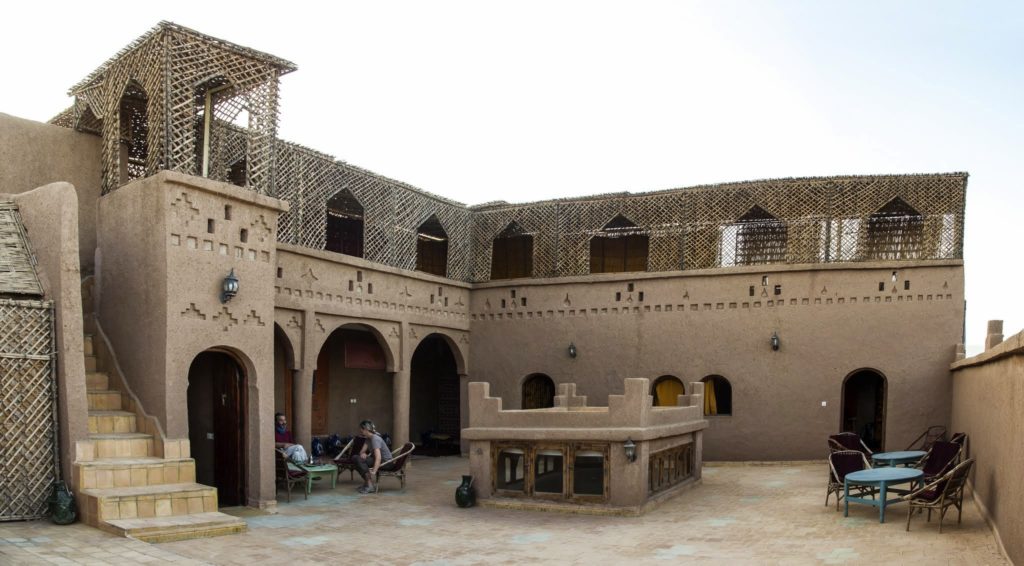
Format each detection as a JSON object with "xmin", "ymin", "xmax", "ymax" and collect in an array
[
  {"xmin": 333, "ymin": 436, "xmax": 366, "ymax": 481},
  {"xmin": 826, "ymin": 450, "xmax": 875, "ymax": 511},
  {"xmin": 276, "ymin": 449, "xmax": 308, "ymax": 502},
  {"xmin": 904, "ymin": 425, "xmax": 947, "ymax": 451},
  {"xmin": 918, "ymin": 441, "xmax": 962, "ymax": 484},
  {"xmin": 828, "ymin": 432, "xmax": 872, "ymax": 456},
  {"xmin": 374, "ymin": 442, "xmax": 416, "ymax": 493},
  {"xmin": 949, "ymin": 432, "xmax": 967, "ymax": 455},
  {"xmin": 903, "ymin": 458, "xmax": 975, "ymax": 532}
]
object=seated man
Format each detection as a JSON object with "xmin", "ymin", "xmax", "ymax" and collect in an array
[
  {"xmin": 275, "ymin": 412, "xmax": 309, "ymax": 464},
  {"xmin": 353, "ymin": 419, "xmax": 392, "ymax": 494}
]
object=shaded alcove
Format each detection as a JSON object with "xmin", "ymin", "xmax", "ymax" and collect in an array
[
  {"xmin": 841, "ymin": 369, "xmax": 887, "ymax": 451},
  {"xmin": 410, "ymin": 334, "xmax": 460, "ymax": 453}
]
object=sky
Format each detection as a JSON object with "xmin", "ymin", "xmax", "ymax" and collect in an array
[{"xmin": 1, "ymin": 1, "xmax": 1021, "ymax": 351}]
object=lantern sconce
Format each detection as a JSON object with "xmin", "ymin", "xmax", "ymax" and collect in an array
[
  {"xmin": 770, "ymin": 331, "xmax": 780, "ymax": 351},
  {"xmin": 623, "ymin": 438, "xmax": 637, "ymax": 463},
  {"xmin": 220, "ymin": 268, "xmax": 239, "ymax": 303},
  {"xmin": 568, "ymin": 342, "xmax": 577, "ymax": 358}
]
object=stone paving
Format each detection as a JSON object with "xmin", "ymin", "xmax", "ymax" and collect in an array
[{"xmin": 0, "ymin": 457, "xmax": 1008, "ymax": 565}]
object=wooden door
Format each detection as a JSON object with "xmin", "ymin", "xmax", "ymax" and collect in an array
[
  {"xmin": 311, "ymin": 347, "xmax": 330, "ymax": 435},
  {"xmin": 212, "ymin": 354, "xmax": 245, "ymax": 507}
]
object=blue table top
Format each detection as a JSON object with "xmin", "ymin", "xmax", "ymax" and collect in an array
[
  {"xmin": 846, "ymin": 467, "xmax": 923, "ymax": 483},
  {"xmin": 872, "ymin": 450, "xmax": 927, "ymax": 461}
]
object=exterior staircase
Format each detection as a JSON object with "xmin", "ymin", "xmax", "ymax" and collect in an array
[{"xmin": 72, "ymin": 332, "xmax": 246, "ymax": 542}]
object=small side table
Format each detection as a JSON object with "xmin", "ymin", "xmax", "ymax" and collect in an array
[
  {"xmin": 299, "ymin": 462, "xmax": 339, "ymax": 494},
  {"xmin": 872, "ymin": 450, "xmax": 926, "ymax": 467}
]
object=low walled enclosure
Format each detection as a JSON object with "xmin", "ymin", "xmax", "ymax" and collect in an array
[{"xmin": 464, "ymin": 378, "xmax": 707, "ymax": 514}]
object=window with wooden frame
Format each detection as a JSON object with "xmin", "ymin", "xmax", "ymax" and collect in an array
[
  {"xmin": 415, "ymin": 214, "xmax": 448, "ymax": 277},
  {"xmin": 648, "ymin": 443, "xmax": 694, "ymax": 494},
  {"xmin": 532, "ymin": 445, "xmax": 566, "ymax": 500},
  {"xmin": 493, "ymin": 445, "xmax": 527, "ymax": 494},
  {"xmin": 325, "ymin": 189, "xmax": 365, "ymax": 258},
  {"xmin": 491, "ymin": 221, "xmax": 534, "ymax": 280},
  {"xmin": 864, "ymin": 197, "xmax": 924, "ymax": 260},
  {"xmin": 570, "ymin": 443, "xmax": 609, "ymax": 501},
  {"xmin": 490, "ymin": 443, "xmax": 610, "ymax": 503},
  {"xmin": 589, "ymin": 215, "xmax": 649, "ymax": 274},
  {"xmin": 522, "ymin": 374, "xmax": 555, "ymax": 409}
]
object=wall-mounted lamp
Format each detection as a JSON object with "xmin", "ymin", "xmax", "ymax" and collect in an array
[
  {"xmin": 770, "ymin": 331, "xmax": 780, "ymax": 351},
  {"xmin": 568, "ymin": 342, "xmax": 577, "ymax": 358},
  {"xmin": 623, "ymin": 438, "xmax": 637, "ymax": 463},
  {"xmin": 220, "ymin": 268, "xmax": 239, "ymax": 303}
]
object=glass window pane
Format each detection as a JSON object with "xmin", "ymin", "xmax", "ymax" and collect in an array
[
  {"xmin": 496, "ymin": 449, "xmax": 525, "ymax": 491},
  {"xmin": 573, "ymin": 453, "xmax": 604, "ymax": 496},
  {"xmin": 534, "ymin": 450, "xmax": 564, "ymax": 494}
]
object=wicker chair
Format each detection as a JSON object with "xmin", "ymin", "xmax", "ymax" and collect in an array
[
  {"xmin": 949, "ymin": 432, "xmax": 967, "ymax": 454},
  {"xmin": 903, "ymin": 458, "xmax": 975, "ymax": 532},
  {"xmin": 904, "ymin": 425, "xmax": 947, "ymax": 451},
  {"xmin": 374, "ymin": 442, "xmax": 416, "ymax": 492},
  {"xmin": 918, "ymin": 441, "xmax": 962, "ymax": 484},
  {"xmin": 334, "ymin": 436, "xmax": 366, "ymax": 481},
  {"xmin": 275, "ymin": 449, "xmax": 308, "ymax": 502},
  {"xmin": 826, "ymin": 450, "xmax": 875, "ymax": 511},
  {"xmin": 828, "ymin": 432, "xmax": 872, "ymax": 456}
]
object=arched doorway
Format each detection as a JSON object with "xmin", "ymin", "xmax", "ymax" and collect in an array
[
  {"xmin": 652, "ymin": 375, "xmax": 685, "ymax": 407},
  {"xmin": 411, "ymin": 334, "xmax": 460, "ymax": 454},
  {"xmin": 700, "ymin": 375, "xmax": 732, "ymax": 416},
  {"xmin": 314, "ymin": 325, "xmax": 391, "ymax": 437},
  {"xmin": 187, "ymin": 350, "xmax": 247, "ymax": 507},
  {"xmin": 273, "ymin": 324, "xmax": 295, "ymax": 428},
  {"xmin": 522, "ymin": 374, "xmax": 555, "ymax": 409},
  {"xmin": 841, "ymin": 369, "xmax": 887, "ymax": 451}
]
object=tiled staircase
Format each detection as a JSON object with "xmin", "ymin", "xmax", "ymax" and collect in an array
[{"xmin": 73, "ymin": 332, "xmax": 246, "ymax": 542}]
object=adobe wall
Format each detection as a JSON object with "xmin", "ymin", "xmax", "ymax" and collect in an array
[
  {"xmin": 98, "ymin": 171, "xmax": 287, "ymax": 507},
  {"xmin": 469, "ymin": 260, "xmax": 965, "ymax": 461},
  {"xmin": 951, "ymin": 328, "xmax": 1024, "ymax": 565},
  {"xmin": 0, "ymin": 113, "xmax": 102, "ymax": 274},
  {"xmin": 5, "ymin": 182, "xmax": 89, "ymax": 485}
]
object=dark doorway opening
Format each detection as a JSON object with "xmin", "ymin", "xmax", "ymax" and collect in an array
[
  {"xmin": 415, "ymin": 215, "xmax": 449, "ymax": 277},
  {"xmin": 491, "ymin": 221, "xmax": 533, "ymax": 279},
  {"xmin": 187, "ymin": 351, "xmax": 247, "ymax": 507},
  {"xmin": 841, "ymin": 370, "xmax": 887, "ymax": 452},
  {"xmin": 411, "ymin": 335, "xmax": 460, "ymax": 455},
  {"xmin": 522, "ymin": 374, "xmax": 555, "ymax": 409},
  {"xmin": 589, "ymin": 214, "xmax": 649, "ymax": 273},
  {"xmin": 325, "ymin": 189, "xmax": 365, "ymax": 257},
  {"xmin": 274, "ymin": 325, "xmax": 294, "ymax": 428}
]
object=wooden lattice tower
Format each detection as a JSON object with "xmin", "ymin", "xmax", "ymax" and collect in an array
[{"xmin": 61, "ymin": 21, "xmax": 296, "ymax": 195}]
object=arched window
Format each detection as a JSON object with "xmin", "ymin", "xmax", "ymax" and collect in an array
[
  {"xmin": 118, "ymin": 81, "xmax": 148, "ymax": 185},
  {"xmin": 491, "ymin": 221, "xmax": 533, "ymax": 280},
  {"xmin": 864, "ymin": 197, "xmax": 924, "ymax": 260},
  {"xmin": 415, "ymin": 215, "xmax": 448, "ymax": 276},
  {"xmin": 651, "ymin": 376, "xmax": 685, "ymax": 407},
  {"xmin": 589, "ymin": 214, "xmax": 649, "ymax": 274},
  {"xmin": 325, "ymin": 189, "xmax": 364, "ymax": 257},
  {"xmin": 522, "ymin": 374, "xmax": 555, "ymax": 409},
  {"xmin": 735, "ymin": 205, "xmax": 786, "ymax": 265},
  {"xmin": 700, "ymin": 375, "xmax": 732, "ymax": 416}
]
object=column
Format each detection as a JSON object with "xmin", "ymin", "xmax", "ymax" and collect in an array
[
  {"xmin": 293, "ymin": 366, "xmax": 314, "ymax": 450},
  {"xmin": 392, "ymin": 369, "xmax": 410, "ymax": 446},
  {"xmin": 459, "ymin": 373, "xmax": 470, "ymax": 454}
]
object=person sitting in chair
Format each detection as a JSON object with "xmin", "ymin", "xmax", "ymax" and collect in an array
[
  {"xmin": 354, "ymin": 419, "xmax": 392, "ymax": 494},
  {"xmin": 275, "ymin": 412, "xmax": 309, "ymax": 464}
]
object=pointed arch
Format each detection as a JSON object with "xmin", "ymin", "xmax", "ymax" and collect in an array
[
  {"xmin": 491, "ymin": 221, "xmax": 533, "ymax": 280},
  {"xmin": 864, "ymin": 197, "xmax": 924, "ymax": 260},
  {"xmin": 589, "ymin": 214, "xmax": 649, "ymax": 273},
  {"xmin": 325, "ymin": 188, "xmax": 365, "ymax": 257},
  {"xmin": 416, "ymin": 214, "xmax": 449, "ymax": 276},
  {"xmin": 118, "ymin": 80, "xmax": 149, "ymax": 185}
]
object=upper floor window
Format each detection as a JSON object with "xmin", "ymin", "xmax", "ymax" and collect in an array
[
  {"xmin": 491, "ymin": 221, "xmax": 533, "ymax": 280},
  {"xmin": 325, "ymin": 188, "xmax": 364, "ymax": 258},
  {"xmin": 589, "ymin": 214, "xmax": 649, "ymax": 274},
  {"xmin": 416, "ymin": 214, "xmax": 448, "ymax": 277},
  {"xmin": 522, "ymin": 373, "xmax": 555, "ymax": 409},
  {"xmin": 701, "ymin": 375, "xmax": 732, "ymax": 416},
  {"xmin": 864, "ymin": 197, "xmax": 923, "ymax": 260}
]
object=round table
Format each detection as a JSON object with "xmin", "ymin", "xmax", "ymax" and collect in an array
[
  {"xmin": 872, "ymin": 450, "xmax": 926, "ymax": 467},
  {"xmin": 844, "ymin": 467, "xmax": 924, "ymax": 523}
]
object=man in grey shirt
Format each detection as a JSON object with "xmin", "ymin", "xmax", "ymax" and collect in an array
[{"xmin": 354, "ymin": 419, "xmax": 392, "ymax": 494}]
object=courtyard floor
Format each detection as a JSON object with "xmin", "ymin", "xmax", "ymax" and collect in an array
[{"xmin": 0, "ymin": 457, "xmax": 1008, "ymax": 565}]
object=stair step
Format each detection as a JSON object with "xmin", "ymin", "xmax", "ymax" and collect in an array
[
  {"xmin": 89, "ymin": 433, "xmax": 154, "ymax": 458},
  {"xmin": 83, "ymin": 483, "xmax": 219, "ymax": 523},
  {"xmin": 76, "ymin": 457, "xmax": 196, "ymax": 489},
  {"xmin": 87, "ymin": 389, "xmax": 122, "ymax": 411},
  {"xmin": 103, "ymin": 512, "xmax": 246, "ymax": 543},
  {"xmin": 85, "ymin": 354, "xmax": 98, "ymax": 372},
  {"xmin": 83, "ymin": 334, "xmax": 94, "ymax": 355},
  {"xmin": 88, "ymin": 411, "xmax": 137, "ymax": 434},
  {"xmin": 86, "ymin": 372, "xmax": 109, "ymax": 390}
]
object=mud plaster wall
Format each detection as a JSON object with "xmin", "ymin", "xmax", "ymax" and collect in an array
[
  {"xmin": 468, "ymin": 262, "xmax": 964, "ymax": 461},
  {"xmin": 0, "ymin": 113, "xmax": 102, "ymax": 273}
]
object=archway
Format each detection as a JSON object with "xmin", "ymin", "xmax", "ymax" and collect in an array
[
  {"xmin": 652, "ymin": 375, "xmax": 685, "ymax": 407},
  {"xmin": 314, "ymin": 325, "xmax": 391, "ymax": 438},
  {"xmin": 841, "ymin": 369, "xmax": 887, "ymax": 451},
  {"xmin": 415, "ymin": 214, "xmax": 448, "ymax": 276},
  {"xmin": 411, "ymin": 334, "xmax": 460, "ymax": 455},
  {"xmin": 700, "ymin": 375, "xmax": 732, "ymax": 416},
  {"xmin": 187, "ymin": 350, "xmax": 247, "ymax": 507},
  {"xmin": 521, "ymin": 374, "xmax": 555, "ymax": 409},
  {"xmin": 273, "ymin": 324, "xmax": 296, "ymax": 428}
]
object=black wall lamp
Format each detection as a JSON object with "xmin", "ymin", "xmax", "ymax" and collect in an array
[
  {"xmin": 623, "ymin": 438, "xmax": 637, "ymax": 463},
  {"xmin": 220, "ymin": 268, "xmax": 239, "ymax": 303},
  {"xmin": 568, "ymin": 342, "xmax": 577, "ymax": 358},
  {"xmin": 771, "ymin": 331, "xmax": 780, "ymax": 351}
]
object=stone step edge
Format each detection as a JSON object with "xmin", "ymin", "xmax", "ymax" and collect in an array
[
  {"xmin": 75, "ymin": 457, "xmax": 194, "ymax": 468},
  {"xmin": 81, "ymin": 482, "xmax": 215, "ymax": 500},
  {"xmin": 103, "ymin": 515, "xmax": 247, "ymax": 543}
]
